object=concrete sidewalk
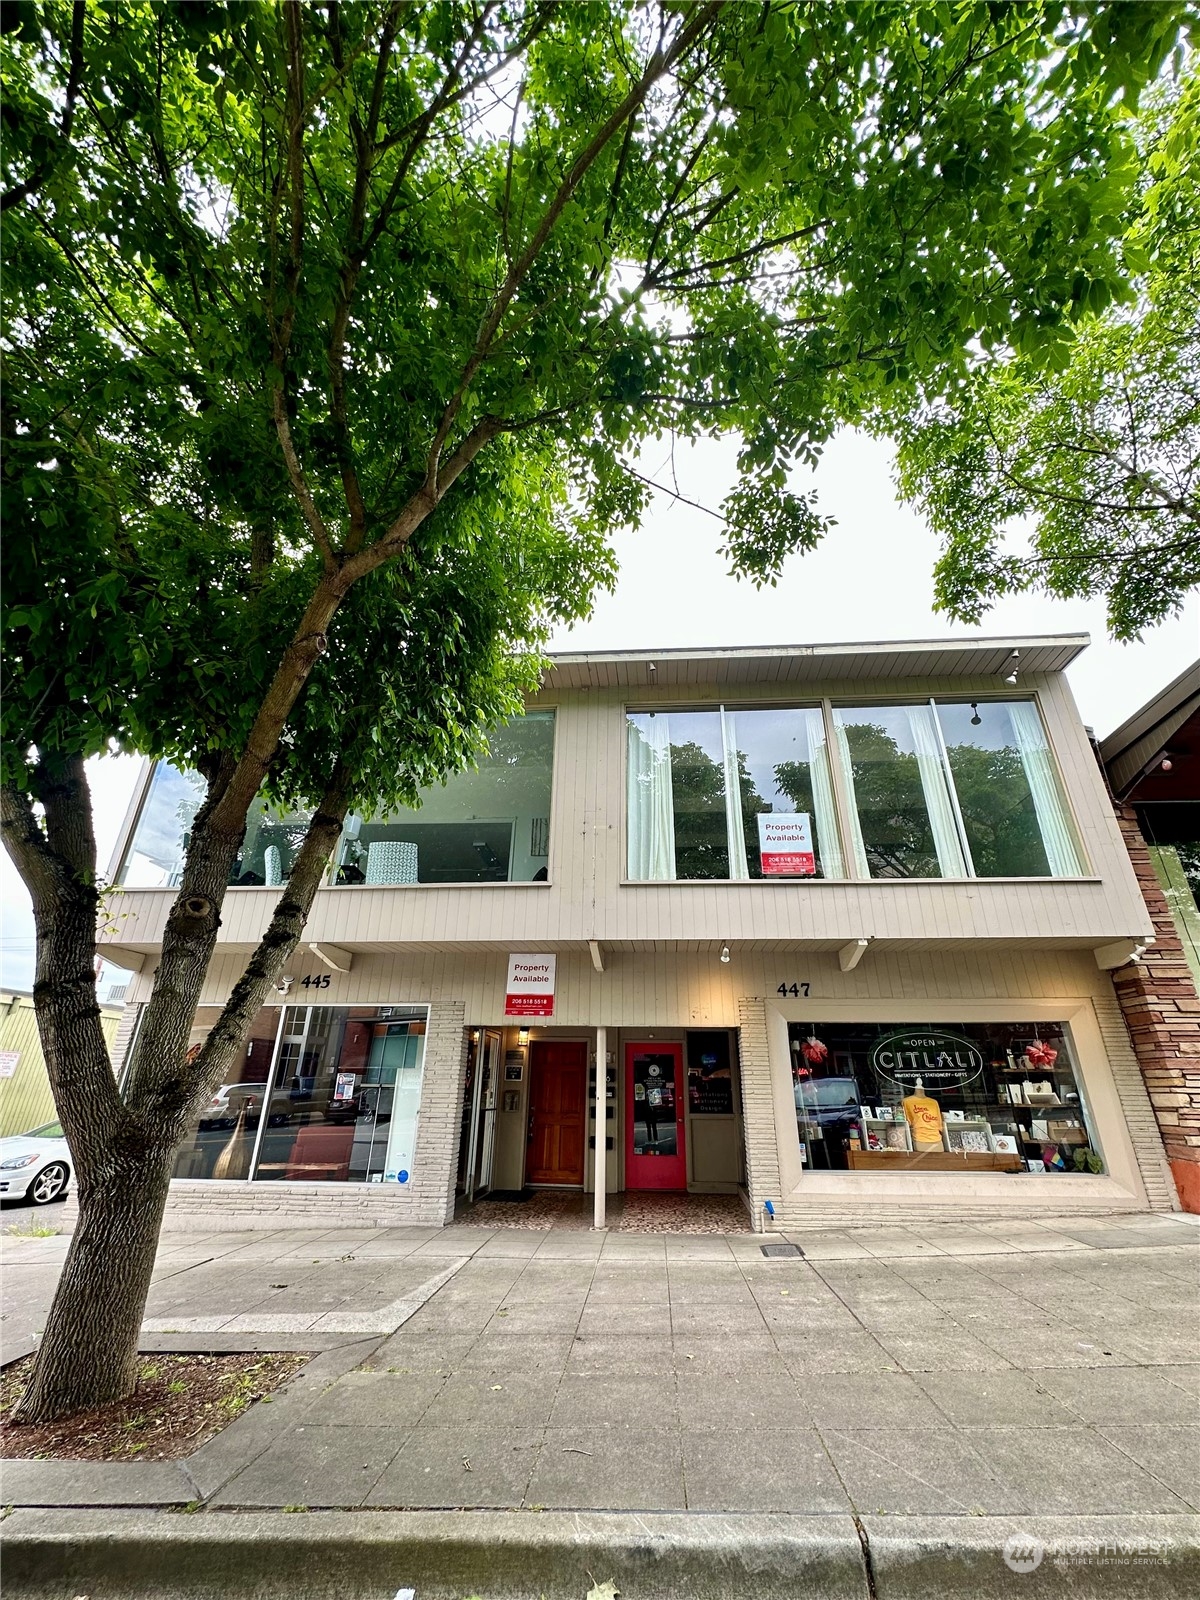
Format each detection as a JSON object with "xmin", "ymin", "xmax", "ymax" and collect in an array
[{"xmin": 2, "ymin": 1211, "xmax": 1198, "ymax": 1596}]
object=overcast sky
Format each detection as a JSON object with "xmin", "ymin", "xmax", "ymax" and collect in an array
[{"xmin": 3, "ymin": 429, "xmax": 1196, "ymax": 992}]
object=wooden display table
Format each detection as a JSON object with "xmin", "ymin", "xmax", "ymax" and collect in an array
[{"xmin": 847, "ymin": 1150, "xmax": 1024, "ymax": 1172}]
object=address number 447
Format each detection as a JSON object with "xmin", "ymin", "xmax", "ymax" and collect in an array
[{"xmin": 777, "ymin": 983, "xmax": 810, "ymax": 997}]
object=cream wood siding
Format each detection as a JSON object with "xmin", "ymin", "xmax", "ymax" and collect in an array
[
  {"xmin": 99, "ymin": 668, "xmax": 1150, "ymax": 966},
  {"xmin": 131, "ymin": 945, "xmax": 1162, "ymax": 1031},
  {"xmin": 120, "ymin": 942, "xmax": 1169, "ymax": 1221}
]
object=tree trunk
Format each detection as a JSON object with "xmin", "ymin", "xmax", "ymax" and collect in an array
[
  {"xmin": 11, "ymin": 1143, "xmax": 174, "ymax": 1423},
  {"xmin": 4, "ymin": 771, "xmax": 350, "ymax": 1424}
]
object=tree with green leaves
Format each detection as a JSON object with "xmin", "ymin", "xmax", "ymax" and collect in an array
[
  {"xmin": 891, "ymin": 70, "xmax": 1200, "ymax": 641},
  {"xmin": 1, "ymin": 0, "xmax": 1192, "ymax": 1422}
]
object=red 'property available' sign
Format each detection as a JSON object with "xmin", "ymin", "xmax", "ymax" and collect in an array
[
  {"xmin": 504, "ymin": 954, "xmax": 557, "ymax": 1017},
  {"xmin": 756, "ymin": 813, "xmax": 816, "ymax": 877}
]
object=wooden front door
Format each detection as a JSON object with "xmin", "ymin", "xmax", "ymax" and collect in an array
[
  {"xmin": 625, "ymin": 1041, "xmax": 687, "ymax": 1190},
  {"xmin": 526, "ymin": 1041, "xmax": 587, "ymax": 1185}
]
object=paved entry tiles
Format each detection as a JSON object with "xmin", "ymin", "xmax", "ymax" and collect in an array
[{"xmin": 454, "ymin": 1190, "xmax": 750, "ymax": 1233}]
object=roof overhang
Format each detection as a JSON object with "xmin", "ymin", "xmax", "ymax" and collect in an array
[
  {"xmin": 1099, "ymin": 660, "xmax": 1200, "ymax": 799},
  {"xmin": 539, "ymin": 634, "xmax": 1089, "ymax": 691}
]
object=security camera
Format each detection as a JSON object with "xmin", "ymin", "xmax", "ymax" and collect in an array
[{"xmin": 274, "ymin": 975, "xmax": 295, "ymax": 995}]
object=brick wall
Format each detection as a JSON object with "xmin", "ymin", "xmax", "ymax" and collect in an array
[{"xmin": 1111, "ymin": 804, "xmax": 1200, "ymax": 1213}]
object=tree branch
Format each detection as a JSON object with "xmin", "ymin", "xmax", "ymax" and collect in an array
[
  {"xmin": 2, "ymin": 764, "xmax": 127, "ymax": 1150},
  {"xmin": 621, "ymin": 462, "xmax": 726, "ymax": 522},
  {"xmin": 270, "ymin": 386, "xmax": 337, "ymax": 571},
  {"xmin": 424, "ymin": 1, "xmax": 727, "ymax": 493},
  {"xmin": 269, "ymin": 0, "xmax": 309, "ymax": 367},
  {"xmin": 1, "ymin": 0, "xmax": 85, "ymax": 212},
  {"xmin": 358, "ymin": 414, "xmax": 507, "ymax": 572}
]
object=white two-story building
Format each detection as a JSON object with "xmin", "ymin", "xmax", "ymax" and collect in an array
[{"xmin": 99, "ymin": 635, "xmax": 1180, "ymax": 1229}]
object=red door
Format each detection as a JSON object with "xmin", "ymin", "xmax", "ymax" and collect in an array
[
  {"xmin": 625, "ymin": 1042, "xmax": 687, "ymax": 1190},
  {"xmin": 526, "ymin": 1041, "xmax": 587, "ymax": 1185}
]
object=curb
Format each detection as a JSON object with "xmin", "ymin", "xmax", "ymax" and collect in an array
[{"xmin": 3, "ymin": 1509, "xmax": 1199, "ymax": 1600}]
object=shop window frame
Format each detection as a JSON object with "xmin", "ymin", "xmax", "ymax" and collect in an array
[
  {"xmin": 170, "ymin": 1002, "xmax": 430, "ymax": 1187},
  {"xmin": 759, "ymin": 996, "xmax": 1135, "ymax": 1194}
]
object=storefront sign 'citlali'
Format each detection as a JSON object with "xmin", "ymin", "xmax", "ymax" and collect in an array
[{"xmin": 870, "ymin": 1029, "xmax": 986, "ymax": 1092}]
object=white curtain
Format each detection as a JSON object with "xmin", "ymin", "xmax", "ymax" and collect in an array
[
  {"xmin": 908, "ymin": 705, "xmax": 969, "ymax": 877},
  {"xmin": 832, "ymin": 716, "xmax": 872, "ymax": 878},
  {"xmin": 1009, "ymin": 701, "xmax": 1083, "ymax": 876},
  {"xmin": 627, "ymin": 715, "xmax": 677, "ymax": 880},
  {"xmin": 804, "ymin": 709, "xmax": 845, "ymax": 878},
  {"xmin": 720, "ymin": 708, "xmax": 750, "ymax": 879}
]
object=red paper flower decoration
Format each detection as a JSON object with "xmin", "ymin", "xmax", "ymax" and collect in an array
[
  {"xmin": 1025, "ymin": 1040, "xmax": 1058, "ymax": 1069},
  {"xmin": 800, "ymin": 1037, "xmax": 828, "ymax": 1066}
]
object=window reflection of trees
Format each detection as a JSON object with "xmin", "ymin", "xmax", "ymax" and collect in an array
[
  {"xmin": 838, "ymin": 720, "xmax": 1055, "ymax": 879},
  {"xmin": 838, "ymin": 722, "xmax": 941, "ymax": 879}
]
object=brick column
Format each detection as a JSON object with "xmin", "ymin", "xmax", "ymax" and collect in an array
[
  {"xmin": 109, "ymin": 1000, "xmax": 142, "ymax": 1086},
  {"xmin": 1111, "ymin": 805, "xmax": 1200, "ymax": 1212},
  {"xmin": 410, "ymin": 998, "xmax": 469, "ymax": 1225},
  {"xmin": 737, "ymin": 996, "xmax": 783, "ymax": 1232}
]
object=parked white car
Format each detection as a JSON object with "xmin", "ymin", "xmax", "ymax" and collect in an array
[{"xmin": 0, "ymin": 1120, "xmax": 73, "ymax": 1205}]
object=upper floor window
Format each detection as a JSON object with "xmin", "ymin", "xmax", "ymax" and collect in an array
[
  {"xmin": 832, "ymin": 699, "xmax": 1084, "ymax": 879},
  {"xmin": 117, "ymin": 712, "xmax": 555, "ymax": 890},
  {"xmin": 626, "ymin": 706, "xmax": 845, "ymax": 881},
  {"xmin": 335, "ymin": 711, "xmax": 554, "ymax": 885}
]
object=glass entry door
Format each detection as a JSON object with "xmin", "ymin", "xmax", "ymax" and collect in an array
[
  {"xmin": 460, "ymin": 1030, "xmax": 500, "ymax": 1202},
  {"xmin": 472, "ymin": 1031, "xmax": 500, "ymax": 1198},
  {"xmin": 625, "ymin": 1042, "xmax": 687, "ymax": 1190}
]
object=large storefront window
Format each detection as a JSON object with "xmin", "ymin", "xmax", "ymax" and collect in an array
[
  {"xmin": 119, "ymin": 712, "xmax": 555, "ymax": 889},
  {"xmin": 626, "ymin": 706, "xmax": 843, "ymax": 880},
  {"xmin": 833, "ymin": 699, "xmax": 1084, "ymax": 879},
  {"xmin": 788, "ymin": 1021, "xmax": 1102, "ymax": 1175},
  {"xmin": 173, "ymin": 1004, "xmax": 427, "ymax": 1184}
]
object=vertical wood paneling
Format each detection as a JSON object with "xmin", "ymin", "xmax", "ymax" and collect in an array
[
  {"xmin": 0, "ymin": 995, "xmax": 122, "ymax": 1137},
  {"xmin": 101, "ymin": 666, "xmax": 1153, "ymax": 962}
]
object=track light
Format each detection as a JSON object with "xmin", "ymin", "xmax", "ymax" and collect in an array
[{"xmin": 1003, "ymin": 649, "xmax": 1019, "ymax": 686}]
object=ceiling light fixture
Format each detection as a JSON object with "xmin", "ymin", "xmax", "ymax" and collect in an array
[
  {"xmin": 719, "ymin": 944, "xmax": 731, "ymax": 964},
  {"xmin": 970, "ymin": 702, "xmax": 982, "ymax": 726},
  {"xmin": 1003, "ymin": 649, "xmax": 1020, "ymax": 686}
]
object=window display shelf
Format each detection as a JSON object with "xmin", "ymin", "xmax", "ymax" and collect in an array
[{"xmin": 847, "ymin": 1149, "xmax": 1024, "ymax": 1172}]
